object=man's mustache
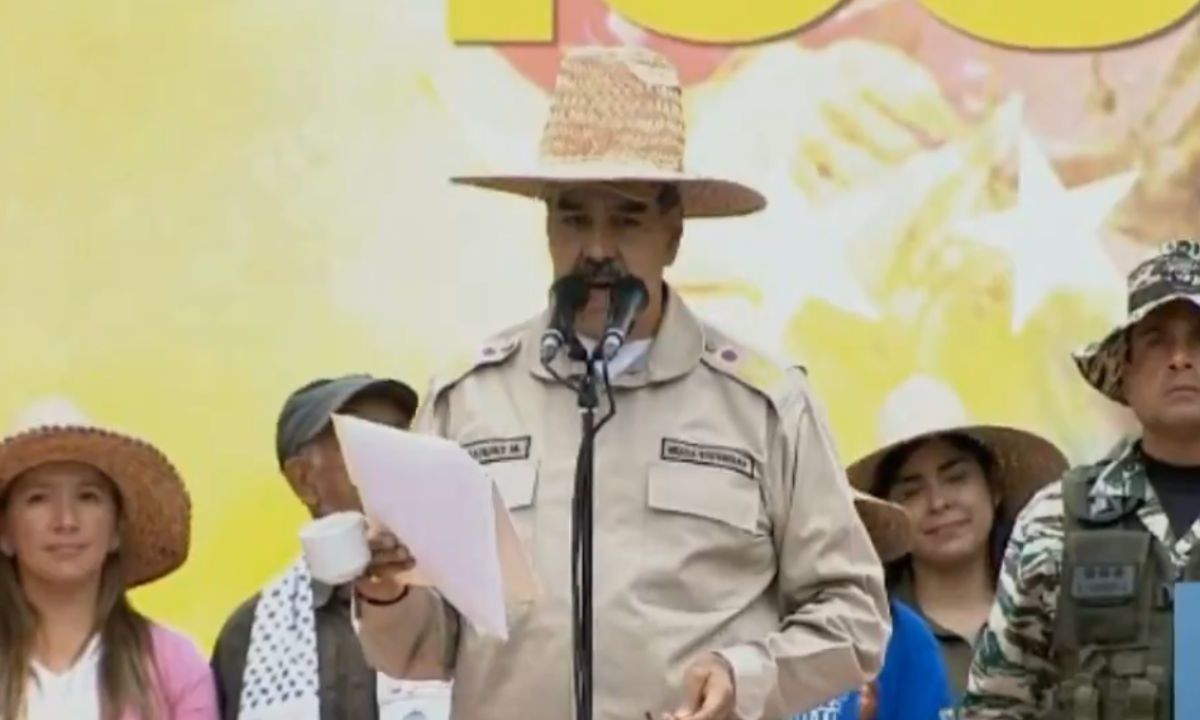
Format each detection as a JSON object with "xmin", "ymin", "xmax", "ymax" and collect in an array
[{"xmin": 572, "ymin": 260, "xmax": 626, "ymax": 284}]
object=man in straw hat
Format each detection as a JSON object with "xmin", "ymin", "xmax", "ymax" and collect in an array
[
  {"xmin": 963, "ymin": 239, "xmax": 1200, "ymax": 719},
  {"xmin": 355, "ymin": 46, "xmax": 889, "ymax": 720}
]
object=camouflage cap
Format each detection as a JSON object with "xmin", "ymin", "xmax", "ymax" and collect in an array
[{"xmin": 1073, "ymin": 239, "xmax": 1200, "ymax": 403}]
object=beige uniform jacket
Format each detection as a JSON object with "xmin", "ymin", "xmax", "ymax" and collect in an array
[{"xmin": 357, "ymin": 290, "xmax": 890, "ymax": 720}]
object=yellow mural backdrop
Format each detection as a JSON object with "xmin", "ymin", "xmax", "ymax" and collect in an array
[{"xmin": 2, "ymin": 0, "xmax": 1198, "ymax": 649}]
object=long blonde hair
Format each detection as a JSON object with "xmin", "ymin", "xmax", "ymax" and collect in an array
[{"xmin": 0, "ymin": 486, "xmax": 159, "ymax": 720}]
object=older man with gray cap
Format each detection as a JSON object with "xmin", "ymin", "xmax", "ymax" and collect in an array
[{"xmin": 211, "ymin": 374, "xmax": 421, "ymax": 720}]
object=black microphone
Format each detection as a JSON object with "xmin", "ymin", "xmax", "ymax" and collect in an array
[
  {"xmin": 540, "ymin": 275, "xmax": 589, "ymax": 364},
  {"xmin": 600, "ymin": 276, "xmax": 649, "ymax": 362}
]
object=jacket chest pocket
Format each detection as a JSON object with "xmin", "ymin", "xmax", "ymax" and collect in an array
[
  {"xmin": 647, "ymin": 462, "xmax": 761, "ymax": 533},
  {"xmin": 1058, "ymin": 529, "xmax": 1153, "ymax": 648},
  {"xmin": 486, "ymin": 461, "xmax": 539, "ymax": 556},
  {"xmin": 635, "ymin": 461, "xmax": 770, "ymax": 611}
]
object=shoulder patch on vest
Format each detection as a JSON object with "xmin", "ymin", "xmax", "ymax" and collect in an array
[
  {"xmin": 1062, "ymin": 460, "xmax": 1139, "ymax": 525},
  {"xmin": 698, "ymin": 323, "xmax": 799, "ymax": 413},
  {"xmin": 427, "ymin": 323, "xmax": 526, "ymax": 402},
  {"xmin": 1070, "ymin": 563, "xmax": 1138, "ymax": 601}
]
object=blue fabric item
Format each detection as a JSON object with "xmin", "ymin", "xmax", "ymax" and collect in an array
[
  {"xmin": 793, "ymin": 600, "xmax": 954, "ymax": 720},
  {"xmin": 1176, "ymin": 582, "xmax": 1200, "ymax": 716},
  {"xmin": 793, "ymin": 692, "xmax": 860, "ymax": 720}
]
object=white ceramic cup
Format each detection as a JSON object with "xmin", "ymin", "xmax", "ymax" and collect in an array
[{"xmin": 299, "ymin": 510, "xmax": 371, "ymax": 586}]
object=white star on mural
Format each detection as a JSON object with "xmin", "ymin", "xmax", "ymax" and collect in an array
[
  {"xmin": 957, "ymin": 126, "xmax": 1136, "ymax": 331},
  {"xmin": 676, "ymin": 167, "xmax": 883, "ymax": 353},
  {"xmin": 678, "ymin": 129, "xmax": 991, "ymax": 348},
  {"xmin": 756, "ymin": 169, "xmax": 884, "ymax": 320}
]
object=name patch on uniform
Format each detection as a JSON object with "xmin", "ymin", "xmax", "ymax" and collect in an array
[
  {"xmin": 463, "ymin": 436, "xmax": 531, "ymax": 465},
  {"xmin": 1071, "ymin": 564, "xmax": 1137, "ymax": 601},
  {"xmin": 660, "ymin": 438, "xmax": 756, "ymax": 479}
]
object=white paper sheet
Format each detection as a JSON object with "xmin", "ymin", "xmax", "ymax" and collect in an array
[{"xmin": 332, "ymin": 414, "xmax": 537, "ymax": 639}]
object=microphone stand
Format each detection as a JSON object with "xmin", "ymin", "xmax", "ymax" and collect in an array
[{"xmin": 541, "ymin": 337, "xmax": 617, "ymax": 720}]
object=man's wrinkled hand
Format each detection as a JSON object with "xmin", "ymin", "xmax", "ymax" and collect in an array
[
  {"xmin": 353, "ymin": 525, "xmax": 416, "ymax": 604},
  {"xmin": 663, "ymin": 653, "xmax": 736, "ymax": 720}
]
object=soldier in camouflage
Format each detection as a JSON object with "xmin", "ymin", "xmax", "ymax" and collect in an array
[{"xmin": 963, "ymin": 239, "xmax": 1200, "ymax": 719}]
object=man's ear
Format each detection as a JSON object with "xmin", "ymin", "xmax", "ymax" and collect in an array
[
  {"xmin": 283, "ymin": 454, "xmax": 321, "ymax": 516},
  {"xmin": 664, "ymin": 212, "xmax": 683, "ymax": 266}
]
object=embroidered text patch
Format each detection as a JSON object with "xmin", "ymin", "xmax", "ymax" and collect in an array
[
  {"xmin": 660, "ymin": 438, "xmax": 756, "ymax": 479},
  {"xmin": 464, "ymin": 436, "xmax": 531, "ymax": 465}
]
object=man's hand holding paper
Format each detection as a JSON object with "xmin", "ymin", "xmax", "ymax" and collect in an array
[{"xmin": 332, "ymin": 413, "xmax": 538, "ymax": 640}]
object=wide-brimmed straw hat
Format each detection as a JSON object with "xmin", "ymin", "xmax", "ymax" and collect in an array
[
  {"xmin": 1074, "ymin": 239, "xmax": 1200, "ymax": 403},
  {"xmin": 853, "ymin": 490, "xmax": 913, "ymax": 563},
  {"xmin": 847, "ymin": 376, "xmax": 1068, "ymax": 519},
  {"xmin": 0, "ymin": 398, "xmax": 190, "ymax": 588},
  {"xmin": 451, "ymin": 46, "xmax": 766, "ymax": 218}
]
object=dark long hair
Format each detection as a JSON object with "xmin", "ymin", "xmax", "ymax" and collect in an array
[
  {"xmin": 872, "ymin": 432, "xmax": 1011, "ymax": 589},
  {"xmin": 0, "ymin": 479, "xmax": 160, "ymax": 720}
]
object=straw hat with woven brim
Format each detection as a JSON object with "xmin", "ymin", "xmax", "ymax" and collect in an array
[
  {"xmin": 452, "ymin": 46, "xmax": 766, "ymax": 219},
  {"xmin": 0, "ymin": 399, "xmax": 190, "ymax": 588},
  {"xmin": 853, "ymin": 491, "xmax": 913, "ymax": 563},
  {"xmin": 847, "ymin": 376, "xmax": 1068, "ymax": 519},
  {"xmin": 1074, "ymin": 239, "xmax": 1200, "ymax": 404}
]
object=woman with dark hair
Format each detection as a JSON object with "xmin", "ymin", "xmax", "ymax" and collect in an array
[
  {"xmin": 0, "ymin": 402, "xmax": 216, "ymax": 719},
  {"xmin": 847, "ymin": 377, "xmax": 1068, "ymax": 698}
]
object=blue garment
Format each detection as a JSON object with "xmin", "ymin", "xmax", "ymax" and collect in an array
[
  {"xmin": 793, "ymin": 600, "xmax": 954, "ymax": 720},
  {"xmin": 795, "ymin": 693, "xmax": 860, "ymax": 719}
]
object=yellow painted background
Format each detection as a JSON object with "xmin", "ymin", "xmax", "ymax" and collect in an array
[{"xmin": 2, "ymin": 0, "xmax": 1195, "ymax": 649}]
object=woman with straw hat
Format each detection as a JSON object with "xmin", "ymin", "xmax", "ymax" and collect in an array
[
  {"xmin": 794, "ymin": 491, "xmax": 953, "ymax": 720},
  {"xmin": 0, "ymin": 399, "xmax": 216, "ymax": 719},
  {"xmin": 846, "ymin": 376, "xmax": 1068, "ymax": 699}
]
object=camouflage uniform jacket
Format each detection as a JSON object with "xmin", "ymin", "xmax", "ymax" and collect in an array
[{"xmin": 961, "ymin": 438, "xmax": 1200, "ymax": 718}]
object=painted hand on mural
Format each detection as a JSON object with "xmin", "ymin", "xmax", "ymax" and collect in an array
[
  {"xmin": 1112, "ymin": 26, "xmax": 1200, "ymax": 243},
  {"xmin": 800, "ymin": 0, "xmax": 1200, "ymax": 246},
  {"xmin": 687, "ymin": 39, "xmax": 963, "ymax": 203}
]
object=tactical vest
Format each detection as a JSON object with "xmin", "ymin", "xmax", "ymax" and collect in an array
[{"xmin": 1053, "ymin": 466, "xmax": 1200, "ymax": 719}]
